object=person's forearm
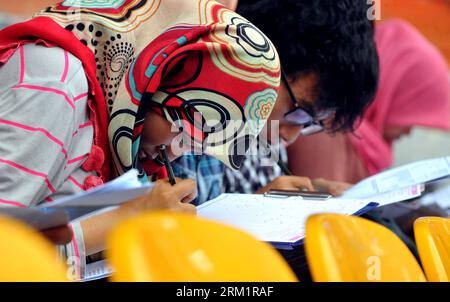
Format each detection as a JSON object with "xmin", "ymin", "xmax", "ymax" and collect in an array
[
  {"xmin": 79, "ymin": 199, "xmax": 143, "ymax": 256},
  {"xmin": 78, "ymin": 178, "xmax": 198, "ymax": 256}
]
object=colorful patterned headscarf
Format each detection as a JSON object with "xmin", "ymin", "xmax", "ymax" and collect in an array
[{"xmin": 32, "ymin": 0, "xmax": 280, "ymax": 181}]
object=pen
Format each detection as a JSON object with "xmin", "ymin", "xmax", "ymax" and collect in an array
[
  {"xmin": 277, "ymin": 158, "xmax": 292, "ymax": 176},
  {"xmin": 159, "ymin": 144, "xmax": 176, "ymax": 186},
  {"xmin": 264, "ymin": 189, "xmax": 332, "ymax": 200},
  {"xmin": 270, "ymin": 143, "xmax": 292, "ymax": 176}
]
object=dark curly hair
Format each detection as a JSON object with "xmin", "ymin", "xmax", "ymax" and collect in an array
[{"xmin": 237, "ymin": 0, "xmax": 379, "ymax": 131}]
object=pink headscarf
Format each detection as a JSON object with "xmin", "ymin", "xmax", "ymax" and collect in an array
[{"xmin": 349, "ymin": 19, "xmax": 450, "ymax": 175}]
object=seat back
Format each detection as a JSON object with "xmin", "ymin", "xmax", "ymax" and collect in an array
[
  {"xmin": 107, "ymin": 211, "xmax": 298, "ymax": 282},
  {"xmin": 305, "ymin": 214, "xmax": 426, "ymax": 282},
  {"xmin": 0, "ymin": 215, "xmax": 68, "ymax": 281},
  {"xmin": 414, "ymin": 217, "xmax": 450, "ymax": 282}
]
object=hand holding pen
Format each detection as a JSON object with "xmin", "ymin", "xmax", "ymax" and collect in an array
[{"xmin": 123, "ymin": 145, "xmax": 197, "ymax": 214}]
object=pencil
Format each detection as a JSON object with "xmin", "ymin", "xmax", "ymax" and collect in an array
[{"xmin": 159, "ymin": 144, "xmax": 176, "ymax": 185}]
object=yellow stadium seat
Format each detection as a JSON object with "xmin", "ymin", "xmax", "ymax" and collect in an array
[
  {"xmin": 414, "ymin": 217, "xmax": 450, "ymax": 282},
  {"xmin": 107, "ymin": 211, "xmax": 298, "ymax": 282},
  {"xmin": 305, "ymin": 214, "xmax": 426, "ymax": 282},
  {"xmin": 0, "ymin": 215, "xmax": 68, "ymax": 282}
]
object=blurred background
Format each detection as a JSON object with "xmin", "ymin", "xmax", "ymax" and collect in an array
[
  {"xmin": 377, "ymin": 0, "xmax": 450, "ymax": 165},
  {"xmin": 0, "ymin": 0, "xmax": 449, "ymax": 166}
]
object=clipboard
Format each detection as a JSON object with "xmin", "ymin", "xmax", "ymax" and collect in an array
[
  {"xmin": 264, "ymin": 189, "xmax": 332, "ymax": 200},
  {"xmin": 198, "ymin": 193, "xmax": 380, "ymax": 250}
]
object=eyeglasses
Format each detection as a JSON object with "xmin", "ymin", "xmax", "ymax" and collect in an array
[{"xmin": 281, "ymin": 69, "xmax": 334, "ymax": 136}]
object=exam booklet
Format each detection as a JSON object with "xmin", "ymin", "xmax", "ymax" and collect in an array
[{"xmin": 197, "ymin": 194, "xmax": 378, "ymax": 249}]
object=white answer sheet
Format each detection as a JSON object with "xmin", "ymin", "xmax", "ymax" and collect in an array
[
  {"xmin": 343, "ymin": 157, "xmax": 450, "ymax": 199},
  {"xmin": 197, "ymin": 194, "xmax": 375, "ymax": 244}
]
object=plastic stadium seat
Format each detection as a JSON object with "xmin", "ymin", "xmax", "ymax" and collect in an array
[
  {"xmin": 414, "ymin": 217, "xmax": 450, "ymax": 282},
  {"xmin": 0, "ymin": 215, "xmax": 68, "ymax": 282},
  {"xmin": 305, "ymin": 213, "xmax": 426, "ymax": 282},
  {"xmin": 107, "ymin": 211, "xmax": 298, "ymax": 282}
]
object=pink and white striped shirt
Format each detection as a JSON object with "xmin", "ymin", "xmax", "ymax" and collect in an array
[{"xmin": 0, "ymin": 43, "xmax": 96, "ymax": 279}]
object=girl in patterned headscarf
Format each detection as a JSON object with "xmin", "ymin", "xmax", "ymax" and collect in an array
[{"xmin": 0, "ymin": 0, "xmax": 279, "ymax": 279}]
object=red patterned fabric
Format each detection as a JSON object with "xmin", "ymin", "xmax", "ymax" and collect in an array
[{"xmin": 121, "ymin": 8, "xmax": 280, "ymax": 179}]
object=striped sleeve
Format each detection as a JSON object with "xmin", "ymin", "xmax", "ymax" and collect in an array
[
  {"xmin": 0, "ymin": 44, "xmax": 90, "ymax": 279},
  {"xmin": 59, "ymin": 221, "xmax": 87, "ymax": 281},
  {"xmin": 0, "ymin": 44, "xmax": 84, "ymax": 207}
]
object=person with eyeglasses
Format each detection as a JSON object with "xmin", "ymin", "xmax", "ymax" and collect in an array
[{"xmin": 287, "ymin": 19, "xmax": 450, "ymax": 184}]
